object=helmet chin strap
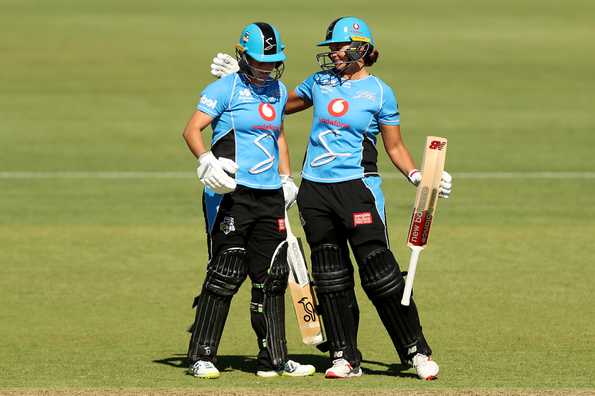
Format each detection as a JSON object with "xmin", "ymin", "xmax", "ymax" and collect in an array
[{"xmin": 338, "ymin": 56, "xmax": 364, "ymax": 72}]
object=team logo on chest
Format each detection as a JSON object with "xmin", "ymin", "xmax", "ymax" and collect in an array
[
  {"xmin": 327, "ymin": 98, "xmax": 349, "ymax": 117},
  {"xmin": 258, "ymin": 103, "xmax": 276, "ymax": 121}
]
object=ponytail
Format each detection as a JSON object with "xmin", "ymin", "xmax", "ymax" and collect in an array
[{"xmin": 364, "ymin": 48, "xmax": 379, "ymax": 66}]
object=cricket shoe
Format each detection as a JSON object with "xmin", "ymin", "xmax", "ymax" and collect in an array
[
  {"xmin": 256, "ymin": 360, "xmax": 316, "ymax": 377},
  {"xmin": 412, "ymin": 353, "xmax": 439, "ymax": 380},
  {"xmin": 188, "ymin": 360, "xmax": 220, "ymax": 379},
  {"xmin": 324, "ymin": 358, "xmax": 363, "ymax": 379}
]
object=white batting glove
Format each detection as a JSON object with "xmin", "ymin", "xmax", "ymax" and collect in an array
[
  {"xmin": 280, "ymin": 175, "xmax": 299, "ymax": 209},
  {"xmin": 407, "ymin": 169, "xmax": 422, "ymax": 186},
  {"xmin": 218, "ymin": 157, "xmax": 239, "ymax": 175},
  {"xmin": 197, "ymin": 152, "xmax": 238, "ymax": 194},
  {"xmin": 210, "ymin": 53, "xmax": 239, "ymax": 78},
  {"xmin": 439, "ymin": 170, "xmax": 452, "ymax": 199},
  {"xmin": 407, "ymin": 169, "xmax": 452, "ymax": 199}
]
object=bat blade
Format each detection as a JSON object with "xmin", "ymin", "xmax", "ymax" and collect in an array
[
  {"xmin": 407, "ymin": 136, "xmax": 447, "ymax": 249},
  {"xmin": 402, "ymin": 136, "xmax": 447, "ymax": 305},
  {"xmin": 284, "ymin": 211, "xmax": 325, "ymax": 346}
]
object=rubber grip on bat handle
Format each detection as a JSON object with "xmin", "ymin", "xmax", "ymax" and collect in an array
[{"xmin": 401, "ymin": 246, "xmax": 422, "ymax": 306}]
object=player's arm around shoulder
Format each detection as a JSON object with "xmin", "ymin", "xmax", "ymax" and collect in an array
[
  {"xmin": 286, "ymin": 71, "xmax": 321, "ymax": 115},
  {"xmin": 285, "ymin": 91, "xmax": 312, "ymax": 115}
]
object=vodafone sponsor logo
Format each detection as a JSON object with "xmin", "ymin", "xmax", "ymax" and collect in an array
[
  {"xmin": 252, "ymin": 124, "xmax": 280, "ymax": 132},
  {"xmin": 327, "ymin": 98, "xmax": 349, "ymax": 117},
  {"xmin": 319, "ymin": 118, "xmax": 349, "ymax": 129},
  {"xmin": 258, "ymin": 103, "xmax": 276, "ymax": 121},
  {"xmin": 353, "ymin": 23, "xmax": 360, "ymax": 31},
  {"xmin": 353, "ymin": 212, "xmax": 373, "ymax": 226}
]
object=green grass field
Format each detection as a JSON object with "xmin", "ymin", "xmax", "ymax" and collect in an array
[{"xmin": 1, "ymin": 0, "xmax": 594, "ymax": 394}]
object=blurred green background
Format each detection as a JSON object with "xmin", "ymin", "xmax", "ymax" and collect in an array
[{"xmin": 1, "ymin": 0, "xmax": 594, "ymax": 392}]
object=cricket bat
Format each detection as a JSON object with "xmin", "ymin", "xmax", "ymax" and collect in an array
[
  {"xmin": 284, "ymin": 210, "xmax": 325, "ymax": 346},
  {"xmin": 401, "ymin": 136, "xmax": 448, "ymax": 306}
]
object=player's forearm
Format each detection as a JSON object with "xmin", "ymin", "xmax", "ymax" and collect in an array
[
  {"xmin": 386, "ymin": 143, "xmax": 417, "ymax": 176},
  {"xmin": 183, "ymin": 111, "xmax": 213, "ymax": 158},
  {"xmin": 183, "ymin": 130, "xmax": 207, "ymax": 159},
  {"xmin": 277, "ymin": 129, "xmax": 292, "ymax": 176},
  {"xmin": 285, "ymin": 91, "xmax": 312, "ymax": 115},
  {"xmin": 182, "ymin": 122, "xmax": 207, "ymax": 159},
  {"xmin": 380, "ymin": 124, "xmax": 417, "ymax": 176}
]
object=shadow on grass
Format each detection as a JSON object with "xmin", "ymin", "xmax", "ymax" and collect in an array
[
  {"xmin": 361, "ymin": 358, "xmax": 418, "ymax": 378},
  {"xmin": 154, "ymin": 354, "xmax": 416, "ymax": 377},
  {"xmin": 154, "ymin": 354, "xmax": 328, "ymax": 375}
]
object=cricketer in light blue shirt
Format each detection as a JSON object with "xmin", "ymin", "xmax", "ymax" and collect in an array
[
  {"xmin": 197, "ymin": 73, "xmax": 288, "ymax": 190},
  {"xmin": 295, "ymin": 71, "xmax": 400, "ymax": 183}
]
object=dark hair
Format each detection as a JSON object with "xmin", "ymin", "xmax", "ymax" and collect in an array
[{"xmin": 364, "ymin": 47, "xmax": 379, "ymax": 66}]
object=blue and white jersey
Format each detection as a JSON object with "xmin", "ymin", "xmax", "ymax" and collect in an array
[
  {"xmin": 295, "ymin": 71, "xmax": 400, "ymax": 183},
  {"xmin": 197, "ymin": 73, "xmax": 288, "ymax": 189}
]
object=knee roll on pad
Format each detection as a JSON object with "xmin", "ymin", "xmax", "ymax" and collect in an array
[
  {"xmin": 311, "ymin": 244, "xmax": 342, "ymax": 272},
  {"xmin": 360, "ymin": 248, "xmax": 404, "ymax": 299},
  {"xmin": 311, "ymin": 244, "xmax": 354, "ymax": 294},
  {"xmin": 205, "ymin": 248, "xmax": 248, "ymax": 297},
  {"xmin": 311, "ymin": 243, "xmax": 343, "ymax": 271}
]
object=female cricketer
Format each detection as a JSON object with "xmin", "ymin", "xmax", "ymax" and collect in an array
[
  {"xmin": 209, "ymin": 16, "xmax": 452, "ymax": 380},
  {"xmin": 182, "ymin": 22, "xmax": 314, "ymax": 379}
]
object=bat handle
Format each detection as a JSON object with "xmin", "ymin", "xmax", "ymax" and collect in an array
[
  {"xmin": 401, "ymin": 245, "xmax": 423, "ymax": 306},
  {"xmin": 284, "ymin": 209, "xmax": 294, "ymax": 237}
]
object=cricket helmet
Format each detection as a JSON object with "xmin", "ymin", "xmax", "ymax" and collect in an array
[
  {"xmin": 236, "ymin": 22, "xmax": 286, "ymax": 62},
  {"xmin": 317, "ymin": 16, "xmax": 375, "ymax": 47}
]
